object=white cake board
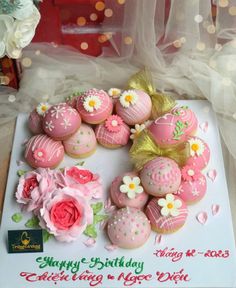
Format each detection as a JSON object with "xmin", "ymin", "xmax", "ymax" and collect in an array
[{"xmin": 0, "ymin": 100, "xmax": 236, "ymax": 288}]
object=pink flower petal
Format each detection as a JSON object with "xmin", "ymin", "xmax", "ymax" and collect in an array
[
  {"xmin": 104, "ymin": 243, "xmax": 118, "ymax": 251},
  {"xmin": 212, "ymin": 204, "xmax": 220, "ymax": 216},
  {"xmin": 154, "ymin": 235, "xmax": 162, "ymax": 245},
  {"xmin": 83, "ymin": 238, "xmax": 96, "ymax": 247},
  {"xmin": 199, "ymin": 121, "xmax": 208, "ymax": 133},
  {"xmin": 196, "ymin": 212, "xmax": 208, "ymax": 225},
  {"xmin": 207, "ymin": 169, "xmax": 217, "ymax": 182}
]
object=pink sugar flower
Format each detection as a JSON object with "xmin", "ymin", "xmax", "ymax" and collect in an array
[
  {"xmin": 181, "ymin": 165, "xmax": 201, "ymax": 181},
  {"xmin": 105, "ymin": 115, "xmax": 123, "ymax": 133}
]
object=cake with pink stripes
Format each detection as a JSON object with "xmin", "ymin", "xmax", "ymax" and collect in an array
[
  {"xmin": 25, "ymin": 134, "xmax": 64, "ymax": 168},
  {"xmin": 146, "ymin": 194, "xmax": 188, "ymax": 234},
  {"xmin": 76, "ymin": 89, "xmax": 113, "ymax": 124},
  {"xmin": 115, "ymin": 89, "xmax": 152, "ymax": 125},
  {"xmin": 148, "ymin": 105, "xmax": 198, "ymax": 147},
  {"xmin": 95, "ymin": 115, "xmax": 130, "ymax": 149}
]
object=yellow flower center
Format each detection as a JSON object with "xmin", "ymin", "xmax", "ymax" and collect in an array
[
  {"xmin": 191, "ymin": 143, "xmax": 199, "ymax": 152},
  {"xmin": 125, "ymin": 95, "xmax": 133, "ymax": 102},
  {"xmin": 167, "ymin": 203, "xmax": 173, "ymax": 209},
  {"xmin": 129, "ymin": 183, "xmax": 136, "ymax": 189},
  {"xmin": 41, "ymin": 105, "xmax": 47, "ymax": 112},
  {"xmin": 89, "ymin": 100, "xmax": 96, "ymax": 107},
  {"xmin": 112, "ymin": 90, "xmax": 119, "ymax": 96}
]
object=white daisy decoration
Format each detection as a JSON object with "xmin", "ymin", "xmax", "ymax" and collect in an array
[
  {"xmin": 188, "ymin": 138, "xmax": 205, "ymax": 157},
  {"xmin": 45, "ymin": 121, "xmax": 54, "ymax": 131},
  {"xmin": 119, "ymin": 90, "xmax": 138, "ymax": 108},
  {"xmin": 130, "ymin": 124, "xmax": 146, "ymax": 140},
  {"xmin": 108, "ymin": 88, "xmax": 121, "ymax": 98},
  {"xmin": 158, "ymin": 194, "xmax": 182, "ymax": 217},
  {"xmin": 60, "ymin": 118, "xmax": 72, "ymax": 129},
  {"xmin": 36, "ymin": 102, "xmax": 50, "ymax": 115},
  {"xmin": 120, "ymin": 176, "xmax": 144, "ymax": 199},
  {"xmin": 83, "ymin": 95, "xmax": 102, "ymax": 112}
]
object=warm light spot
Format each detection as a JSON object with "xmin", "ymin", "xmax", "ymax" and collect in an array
[
  {"xmin": 90, "ymin": 13, "xmax": 98, "ymax": 21},
  {"xmin": 173, "ymin": 40, "xmax": 182, "ymax": 48},
  {"xmin": 104, "ymin": 8, "xmax": 113, "ymax": 17},
  {"xmin": 104, "ymin": 32, "xmax": 113, "ymax": 39},
  {"xmin": 35, "ymin": 50, "xmax": 41, "ymax": 56},
  {"xmin": 196, "ymin": 42, "xmax": 206, "ymax": 51},
  {"xmin": 0, "ymin": 76, "xmax": 10, "ymax": 85},
  {"xmin": 95, "ymin": 1, "xmax": 105, "ymax": 11},
  {"xmin": 124, "ymin": 36, "xmax": 133, "ymax": 45},
  {"xmin": 129, "ymin": 183, "xmax": 135, "ymax": 189},
  {"xmin": 229, "ymin": 6, "xmax": 236, "ymax": 15},
  {"xmin": 80, "ymin": 42, "xmax": 88, "ymax": 50},
  {"xmin": 180, "ymin": 37, "xmax": 186, "ymax": 43},
  {"xmin": 77, "ymin": 17, "xmax": 86, "ymax": 26},
  {"xmin": 89, "ymin": 100, "xmax": 96, "ymax": 107},
  {"xmin": 117, "ymin": 0, "xmax": 125, "ymax": 4},
  {"xmin": 125, "ymin": 95, "xmax": 133, "ymax": 102},
  {"xmin": 191, "ymin": 143, "xmax": 199, "ymax": 151},
  {"xmin": 98, "ymin": 34, "xmax": 108, "ymax": 43},
  {"xmin": 167, "ymin": 203, "xmax": 173, "ymax": 209},
  {"xmin": 194, "ymin": 14, "xmax": 203, "ymax": 23},
  {"xmin": 8, "ymin": 95, "xmax": 16, "ymax": 102},
  {"xmin": 21, "ymin": 57, "xmax": 32, "ymax": 68},
  {"xmin": 219, "ymin": 0, "xmax": 229, "ymax": 7},
  {"xmin": 207, "ymin": 25, "xmax": 216, "ymax": 34}
]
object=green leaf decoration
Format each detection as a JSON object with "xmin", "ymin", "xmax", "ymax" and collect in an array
[
  {"xmin": 181, "ymin": 105, "xmax": 189, "ymax": 110},
  {"xmin": 65, "ymin": 91, "xmax": 84, "ymax": 102},
  {"xmin": 173, "ymin": 120, "xmax": 185, "ymax": 140},
  {"xmin": 83, "ymin": 224, "xmax": 97, "ymax": 239},
  {"xmin": 25, "ymin": 216, "xmax": 39, "ymax": 228},
  {"xmin": 91, "ymin": 202, "xmax": 103, "ymax": 215},
  {"xmin": 42, "ymin": 230, "xmax": 53, "ymax": 243},
  {"xmin": 76, "ymin": 161, "xmax": 85, "ymax": 166},
  {"xmin": 11, "ymin": 213, "xmax": 23, "ymax": 223},
  {"xmin": 93, "ymin": 214, "xmax": 108, "ymax": 225},
  {"xmin": 17, "ymin": 170, "xmax": 27, "ymax": 177}
]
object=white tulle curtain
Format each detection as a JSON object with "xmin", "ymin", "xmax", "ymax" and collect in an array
[{"xmin": 1, "ymin": 0, "xmax": 236, "ymax": 217}]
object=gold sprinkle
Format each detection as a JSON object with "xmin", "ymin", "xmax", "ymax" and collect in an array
[
  {"xmin": 98, "ymin": 34, "xmax": 108, "ymax": 43},
  {"xmin": 229, "ymin": 6, "xmax": 236, "ymax": 16},
  {"xmin": 124, "ymin": 36, "xmax": 133, "ymax": 45},
  {"xmin": 196, "ymin": 42, "xmax": 206, "ymax": 51},
  {"xmin": 180, "ymin": 37, "xmax": 186, "ymax": 43},
  {"xmin": 21, "ymin": 57, "xmax": 32, "ymax": 68},
  {"xmin": 77, "ymin": 17, "xmax": 86, "ymax": 26},
  {"xmin": 104, "ymin": 8, "xmax": 113, "ymax": 17},
  {"xmin": 80, "ymin": 42, "xmax": 88, "ymax": 50},
  {"xmin": 173, "ymin": 40, "xmax": 182, "ymax": 48},
  {"xmin": 194, "ymin": 14, "xmax": 203, "ymax": 23},
  {"xmin": 117, "ymin": 0, "xmax": 125, "ymax": 4},
  {"xmin": 90, "ymin": 13, "xmax": 98, "ymax": 21},
  {"xmin": 215, "ymin": 43, "xmax": 222, "ymax": 51},
  {"xmin": 95, "ymin": 1, "xmax": 105, "ymax": 11},
  {"xmin": 0, "ymin": 76, "xmax": 10, "ymax": 85},
  {"xmin": 207, "ymin": 25, "xmax": 216, "ymax": 34},
  {"xmin": 219, "ymin": 0, "xmax": 229, "ymax": 7},
  {"xmin": 35, "ymin": 50, "xmax": 41, "ymax": 55}
]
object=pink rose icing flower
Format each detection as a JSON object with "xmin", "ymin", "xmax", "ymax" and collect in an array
[
  {"xmin": 157, "ymin": 194, "xmax": 182, "ymax": 217},
  {"xmin": 38, "ymin": 187, "xmax": 93, "ymax": 242},
  {"xmin": 181, "ymin": 165, "xmax": 201, "ymax": 181},
  {"xmin": 66, "ymin": 167, "xmax": 94, "ymax": 184},
  {"xmin": 105, "ymin": 115, "xmax": 123, "ymax": 133},
  {"xmin": 16, "ymin": 168, "xmax": 55, "ymax": 212}
]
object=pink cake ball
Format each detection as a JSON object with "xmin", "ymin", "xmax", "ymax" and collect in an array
[
  {"xmin": 110, "ymin": 172, "xmax": 149, "ymax": 209},
  {"xmin": 140, "ymin": 157, "xmax": 181, "ymax": 197},
  {"xmin": 146, "ymin": 194, "xmax": 188, "ymax": 234},
  {"xmin": 148, "ymin": 105, "xmax": 198, "ymax": 147},
  {"xmin": 107, "ymin": 207, "xmax": 151, "ymax": 249},
  {"xmin": 25, "ymin": 134, "xmax": 64, "ymax": 169},
  {"xmin": 28, "ymin": 109, "xmax": 44, "ymax": 134},
  {"xmin": 63, "ymin": 123, "xmax": 97, "ymax": 158},
  {"xmin": 185, "ymin": 136, "xmax": 210, "ymax": 169},
  {"xmin": 95, "ymin": 115, "xmax": 130, "ymax": 148},
  {"xmin": 176, "ymin": 165, "xmax": 207, "ymax": 204},
  {"xmin": 42, "ymin": 103, "xmax": 81, "ymax": 140},
  {"xmin": 115, "ymin": 89, "xmax": 152, "ymax": 125},
  {"xmin": 76, "ymin": 88, "xmax": 113, "ymax": 124}
]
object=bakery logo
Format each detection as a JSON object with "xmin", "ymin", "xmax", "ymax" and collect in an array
[{"xmin": 8, "ymin": 229, "xmax": 43, "ymax": 254}]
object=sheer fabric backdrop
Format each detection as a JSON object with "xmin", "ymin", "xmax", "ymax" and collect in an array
[{"xmin": 1, "ymin": 0, "xmax": 236, "ymax": 231}]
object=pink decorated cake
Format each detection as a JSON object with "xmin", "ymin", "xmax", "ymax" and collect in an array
[
  {"xmin": 115, "ymin": 89, "xmax": 152, "ymax": 125},
  {"xmin": 146, "ymin": 194, "xmax": 188, "ymax": 233},
  {"xmin": 95, "ymin": 115, "xmax": 130, "ymax": 148},
  {"xmin": 140, "ymin": 157, "xmax": 181, "ymax": 197},
  {"xmin": 107, "ymin": 207, "xmax": 151, "ymax": 249},
  {"xmin": 76, "ymin": 89, "xmax": 113, "ymax": 124},
  {"xmin": 24, "ymin": 134, "xmax": 64, "ymax": 168},
  {"xmin": 63, "ymin": 123, "xmax": 97, "ymax": 158},
  {"xmin": 148, "ymin": 106, "xmax": 198, "ymax": 147},
  {"xmin": 110, "ymin": 172, "xmax": 149, "ymax": 209}
]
